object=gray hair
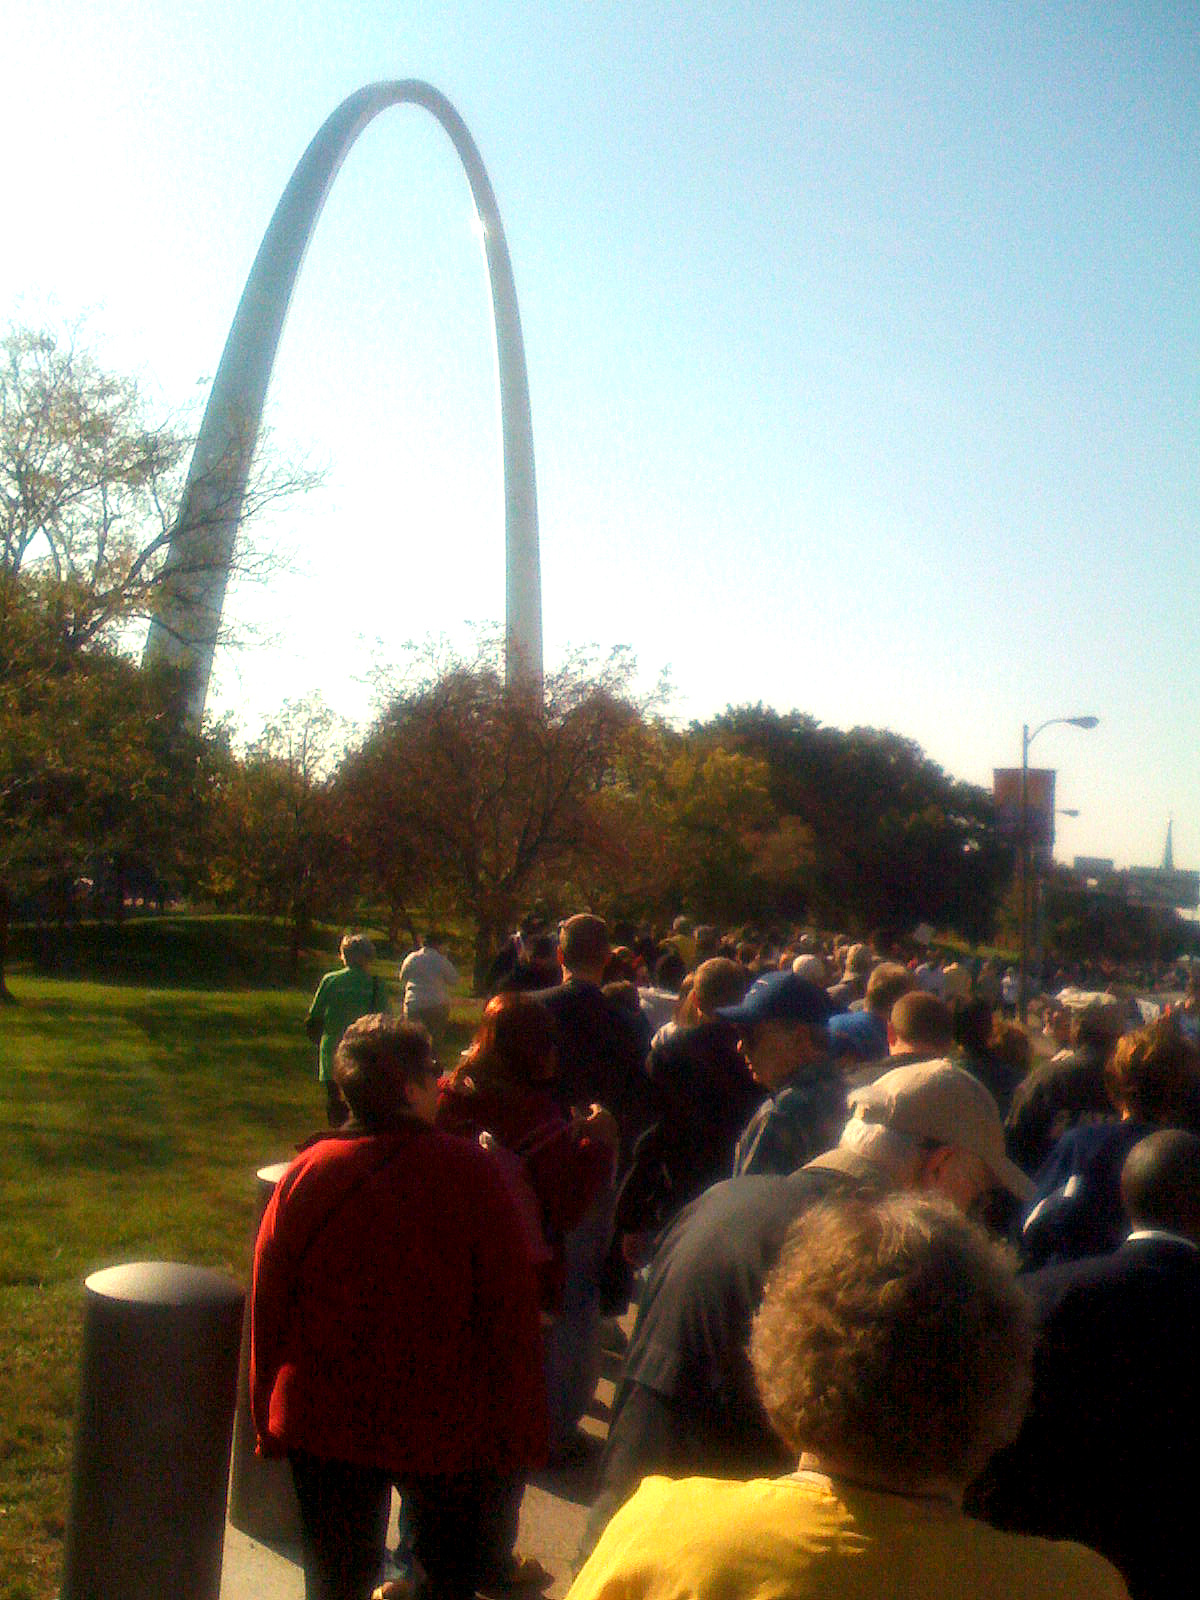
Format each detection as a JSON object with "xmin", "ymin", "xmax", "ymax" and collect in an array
[
  {"xmin": 340, "ymin": 933, "xmax": 376, "ymax": 968},
  {"xmin": 751, "ymin": 1194, "xmax": 1033, "ymax": 1485}
]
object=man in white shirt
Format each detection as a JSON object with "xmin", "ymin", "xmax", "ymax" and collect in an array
[{"xmin": 399, "ymin": 932, "xmax": 459, "ymax": 1062}]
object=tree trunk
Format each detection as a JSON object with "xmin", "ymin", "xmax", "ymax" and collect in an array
[
  {"xmin": 112, "ymin": 856, "xmax": 127, "ymax": 923},
  {"xmin": 472, "ymin": 921, "xmax": 498, "ymax": 997},
  {"xmin": 387, "ymin": 897, "xmax": 418, "ymax": 958},
  {"xmin": 0, "ymin": 884, "xmax": 15, "ymax": 1003}
]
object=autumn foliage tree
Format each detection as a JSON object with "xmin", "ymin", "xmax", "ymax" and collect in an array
[
  {"xmin": 585, "ymin": 728, "xmax": 777, "ymax": 923},
  {"xmin": 701, "ymin": 706, "xmax": 1009, "ymax": 940},
  {"xmin": 339, "ymin": 639, "xmax": 644, "ymax": 988},
  {"xmin": 0, "ymin": 320, "xmax": 316, "ymax": 995},
  {"xmin": 205, "ymin": 696, "xmax": 353, "ymax": 971}
]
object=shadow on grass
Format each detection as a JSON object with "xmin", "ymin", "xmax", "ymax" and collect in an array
[
  {"xmin": 22, "ymin": 1124, "xmax": 176, "ymax": 1171},
  {"xmin": 9, "ymin": 915, "xmax": 343, "ymax": 993}
]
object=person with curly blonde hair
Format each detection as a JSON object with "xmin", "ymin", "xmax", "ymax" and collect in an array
[{"xmin": 569, "ymin": 1194, "xmax": 1129, "ymax": 1600}]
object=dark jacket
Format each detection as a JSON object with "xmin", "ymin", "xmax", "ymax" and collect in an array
[
  {"xmin": 957, "ymin": 1045, "xmax": 1026, "ymax": 1120},
  {"xmin": 611, "ymin": 1157, "xmax": 887, "ymax": 1478},
  {"xmin": 1005, "ymin": 1044, "xmax": 1114, "ymax": 1174},
  {"xmin": 1019, "ymin": 1118, "xmax": 1151, "ymax": 1269},
  {"xmin": 530, "ymin": 977, "xmax": 647, "ymax": 1148},
  {"xmin": 969, "ymin": 1233, "xmax": 1200, "ymax": 1600},
  {"xmin": 731, "ymin": 1060, "xmax": 848, "ymax": 1178},
  {"xmin": 613, "ymin": 1020, "xmax": 764, "ymax": 1238}
]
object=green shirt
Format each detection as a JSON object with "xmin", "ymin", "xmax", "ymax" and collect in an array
[{"xmin": 305, "ymin": 966, "xmax": 382, "ymax": 1081}]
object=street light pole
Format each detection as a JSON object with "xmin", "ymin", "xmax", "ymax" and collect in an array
[
  {"xmin": 1017, "ymin": 716, "xmax": 1098, "ymax": 1024},
  {"xmin": 1032, "ymin": 811, "xmax": 1080, "ymax": 983},
  {"xmin": 1019, "ymin": 723, "xmax": 1031, "ymax": 1025}
]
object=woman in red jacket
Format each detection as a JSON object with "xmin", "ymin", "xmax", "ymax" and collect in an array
[{"xmin": 251, "ymin": 1015, "xmax": 547, "ymax": 1600}]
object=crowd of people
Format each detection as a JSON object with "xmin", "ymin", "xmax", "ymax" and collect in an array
[{"xmin": 255, "ymin": 914, "xmax": 1200, "ymax": 1600}]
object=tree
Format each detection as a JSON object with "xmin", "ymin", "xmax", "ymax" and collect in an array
[
  {"xmin": 205, "ymin": 696, "xmax": 352, "ymax": 972},
  {"xmin": 0, "ymin": 321, "xmax": 317, "ymax": 996},
  {"xmin": 339, "ymin": 637, "xmax": 645, "ymax": 989},
  {"xmin": 1041, "ymin": 874, "xmax": 1191, "ymax": 969},
  {"xmin": 585, "ymin": 728, "xmax": 778, "ymax": 924},
  {"xmin": 0, "ymin": 323, "xmax": 313, "ymax": 659},
  {"xmin": 702, "ymin": 706, "xmax": 1010, "ymax": 940},
  {"xmin": 0, "ymin": 598, "xmax": 216, "ymax": 993}
]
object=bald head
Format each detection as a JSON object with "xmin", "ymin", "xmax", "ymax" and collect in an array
[{"xmin": 1122, "ymin": 1129, "xmax": 1200, "ymax": 1242}]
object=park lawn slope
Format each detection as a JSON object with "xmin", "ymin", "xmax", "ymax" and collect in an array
[{"xmin": 0, "ymin": 975, "xmax": 320, "ymax": 1600}]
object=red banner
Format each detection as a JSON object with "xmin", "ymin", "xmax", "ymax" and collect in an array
[{"xmin": 993, "ymin": 768, "xmax": 1056, "ymax": 863}]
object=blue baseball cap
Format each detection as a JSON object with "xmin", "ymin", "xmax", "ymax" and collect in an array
[{"xmin": 716, "ymin": 970, "xmax": 834, "ymax": 1030}]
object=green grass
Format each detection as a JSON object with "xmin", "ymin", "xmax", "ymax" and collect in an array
[{"xmin": 0, "ymin": 923, "xmax": 481, "ymax": 1600}]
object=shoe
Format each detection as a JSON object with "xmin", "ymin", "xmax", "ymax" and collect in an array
[
  {"xmin": 547, "ymin": 1427, "xmax": 593, "ymax": 1468},
  {"xmin": 479, "ymin": 1554, "xmax": 554, "ymax": 1593},
  {"xmin": 597, "ymin": 1316, "xmax": 628, "ymax": 1355}
]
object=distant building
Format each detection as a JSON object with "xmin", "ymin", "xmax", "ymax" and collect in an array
[
  {"xmin": 1073, "ymin": 856, "xmax": 1116, "ymax": 882},
  {"xmin": 1072, "ymin": 825, "xmax": 1199, "ymax": 911}
]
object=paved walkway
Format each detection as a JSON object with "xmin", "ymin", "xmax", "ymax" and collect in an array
[{"xmin": 220, "ymin": 1348, "xmax": 619, "ymax": 1600}]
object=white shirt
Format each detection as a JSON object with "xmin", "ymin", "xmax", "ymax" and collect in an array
[{"xmin": 399, "ymin": 946, "xmax": 458, "ymax": 1010}]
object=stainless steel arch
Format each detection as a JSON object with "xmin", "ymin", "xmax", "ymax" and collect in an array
[{"xmin": 143, "ymin": 80, "xmax": 543, "ymax": 720}]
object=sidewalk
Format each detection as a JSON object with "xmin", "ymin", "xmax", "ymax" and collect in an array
[
  {"xmin": 219, "ymin": 1351, "xmax": 617, "ymax": 1600},
  {"xmin": 220, "ymin": 1473, "xmax": 592, "ymax": 1600},
  {"xmin": 220, "ymin": 1524, "xmax": 303, "ymax": 1600}
]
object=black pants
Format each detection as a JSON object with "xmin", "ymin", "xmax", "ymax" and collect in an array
[{"xmin": 290, "ymin": 1451, "xmax": 518, "ymax": 1600}]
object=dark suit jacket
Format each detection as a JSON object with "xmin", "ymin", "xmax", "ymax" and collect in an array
[
  {"xmin": 530, "ymin": 977, "xmax": 647, "ymax": 1145},
  {"xmin": 968, "ymin": 1234, "xmax": 1200, "ymax": 1600},
  {"xmin": 613, "ymin": 1020, "xmax": 765, "ymax": 1237}
]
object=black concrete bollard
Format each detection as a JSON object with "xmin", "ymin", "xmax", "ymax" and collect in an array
[
  {"xmin": 61, "ymin": 1261, "xmax": 244, "ymax": 1600},
  {"xmin": 227, "ymin": 1161, "xmax": 303, "ymax": 1545}
]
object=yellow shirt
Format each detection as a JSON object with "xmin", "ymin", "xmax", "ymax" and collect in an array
[{"xmin": 568, "ymin": 1474, "xmax": 1130, "ymax": 1600}]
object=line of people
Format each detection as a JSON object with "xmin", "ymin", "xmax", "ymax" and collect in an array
[{"xmin": 265, "ymin": 916, "xmax": 1200, "ymax": 1600}]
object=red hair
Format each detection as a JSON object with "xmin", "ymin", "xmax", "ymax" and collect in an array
[{"xmin": 461, "ymin": 993, "xmax": 557, "ymax": 1088}]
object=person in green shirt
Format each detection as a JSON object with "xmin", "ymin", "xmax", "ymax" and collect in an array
[{"xmin": 305, "ymin": 934, "xmax": 385, "ymax": 1125}]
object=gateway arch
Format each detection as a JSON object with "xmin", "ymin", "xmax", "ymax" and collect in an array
[{"xmin": 143, "ymin": 80, "xmax": 543, "ymax": 721}]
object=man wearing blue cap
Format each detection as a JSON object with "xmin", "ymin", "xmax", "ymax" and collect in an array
[{"xmin": 718, "ymin": 972, "xmax": 847, "ymax": 1179}]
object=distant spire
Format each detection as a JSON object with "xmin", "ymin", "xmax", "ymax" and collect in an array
[{"xmin": 1164, "ymin": 818, "xmax": 1175, "ymax": 871}]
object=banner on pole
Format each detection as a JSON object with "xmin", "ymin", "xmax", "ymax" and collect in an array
[{"xmin": 994, "ymin": 768, "xmax": 1056, "ymax": 864}]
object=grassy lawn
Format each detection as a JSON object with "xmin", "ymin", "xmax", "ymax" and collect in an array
[{"xmin": 0, "ymin": 920, "xmax": 481, "ymax": 1600}]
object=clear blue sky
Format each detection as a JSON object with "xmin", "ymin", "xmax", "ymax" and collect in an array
[{"xmin": 6, "ymin": 1, "xmax": 1197, "ymax": 869}]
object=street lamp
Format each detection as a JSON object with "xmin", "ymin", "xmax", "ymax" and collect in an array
[
  {"xmin": 1018, "ymin": 716, "xmax": 1098, "ymax": 1022},
  {"xmin": 1033, "ymin": 809, "xmax": 1082, "ymax": 978}
]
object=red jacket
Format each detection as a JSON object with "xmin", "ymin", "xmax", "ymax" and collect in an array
[{"xmin": 250, "ymin": 1119, "xmax": 548, "ymax": 1475}]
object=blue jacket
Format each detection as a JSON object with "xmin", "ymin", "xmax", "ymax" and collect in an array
[{"xmin": 732, "ymin": 1063, "xmax": 848, "ymax": 1178}]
